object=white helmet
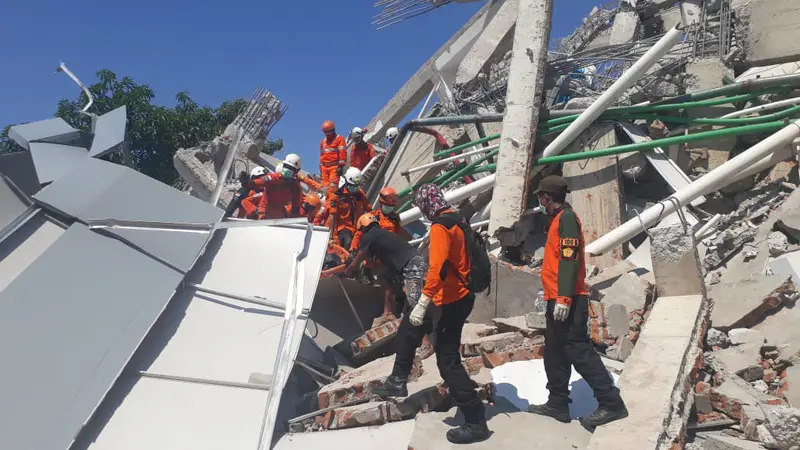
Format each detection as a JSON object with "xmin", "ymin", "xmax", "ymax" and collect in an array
[
  {"xmin": 350, "ymin": 127, "xmax": 364, "ymax": 141},
  {"xmin": 250, "ymin": 166, "xmax": 266, "ymax": 178},
  {"xmin": 386, "ymin": 127, "xmax": 399, "ymax": 142},
  {"xmin": 283, "ymin": 153, "xmax": 301, "ymax": 171},
  {"xmin": 339, "ymin": 167, "xmax": 363, "ymax": 190}
]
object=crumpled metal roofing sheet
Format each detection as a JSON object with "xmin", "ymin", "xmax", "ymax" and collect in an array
[
  {"xmin": 34, "ymin": 158, "xmax": 224, "ymax": 271},
  {"xmin": 28, "ymin": 142, "xmax": 89, "ymax": 184},
  {"xmin": 70, "ymin": 225, "xmax": 329, "ymax": 450},
  {"xmin": 8, "ymin": 117, "xmax": 78, "ymax": 149},
  {"xmin": 0, "ymin": 223, "xmax": 184, "ymax": 450},
  {"xmin": 0, "ymin": 175, "xmax": 29, "ymax": 232},
  {"xmin": 0, "ymin": 151, "xmax": 41, "ymax": 196}
]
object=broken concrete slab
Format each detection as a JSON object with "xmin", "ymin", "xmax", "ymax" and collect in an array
[
  {"xmin": 461, "ymin": 332, "xmax": 523, "ymax": 358},
  {"xmin": 709, "ymin": 330, "xmax": 765, "ymax": 377},
  {"xmin": 491, "ymin": 315, "xmax": 542, "ymax": 337},
  {"xmin": 761, "ymin": 404, "xmax": 800, "ymax": 449},
  {"xmin": 588, "ymin": 294, "xmax": 709, "ymax": 450},
  {"xmin": 479, "ymin": 335, "xmax": 545, "ymax": 368},
  {"xmin": 408, "ymin": 397, "xmax": 591, "ymax": 450},
  {"xmin": 785, "ymin": 365, "xmax": 800, "ymax": 408},
  {"xmin": 728, "ymin": 329, "xmax": 764, "ymax": 347},
  {"xmin": 743, "ymin": 0, "xmax": 800, "ymax": 66},
  {"xmin": 524, "ymin": 312, "xmax": 546, "ymax": 330},
  {"xmin": 591, "ymin": 271, "xmax": 653, "ymax": 314},
  {"xmin": 472, "ymin": 258, "xmax": 542, "ymax": 324},
  {"xmin": 693, "ymin": 431, "xmax": 767, "ymax": 450},
  {"xmin": 274, "ymin": 420, "xmax": 415, "ymax": 450},
  {"xmin": 710, "ymin": 375, "xmax": 782, "ymax": 420},
  {"xmin": 707, "ymin": 328, "xmax": 731, "ymax": 349},
  {"xmin": 709, "ymin": 275, "xmax": 796, "ymax": 331}
]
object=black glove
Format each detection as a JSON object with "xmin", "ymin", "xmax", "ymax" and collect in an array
[{"xmin": 337, "ymin": 166, "xmax": 344, "ymax": 176}]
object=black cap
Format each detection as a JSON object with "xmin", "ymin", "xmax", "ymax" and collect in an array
[{"xmin": 534, "ymin": 175, "xmax": 570, "ymax": 195}]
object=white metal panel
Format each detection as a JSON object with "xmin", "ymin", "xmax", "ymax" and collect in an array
[
  {"xmin": 74, "ymin": 225, "xmax": 329, "ymax": 450},
  {"xmin": 0, "ymin": 214, "xmax": 64, "ymax": 292},
  {"xmin": 83, "ymin": 377, "xmax": 269, "ymax": 450}
]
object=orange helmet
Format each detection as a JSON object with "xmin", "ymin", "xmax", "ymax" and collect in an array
[
  {"xmin": 322, "ymin": 120, "xmax": 335, "ymax": 134},
  {"xmin": 356, "ymin": 213, "xmax": 379, "ymax": 231},
  {"xmin": 304, "ymin": 192, "xmax": 321, "ymax": 210},
  {"xmin": 379, "ymin": 187, "xmax": 398, "ymax": 207}
]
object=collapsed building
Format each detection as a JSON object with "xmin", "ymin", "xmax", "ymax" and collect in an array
[{"xmin": 4, "ymin": 0, "xmax": 800, "ymax": 449}]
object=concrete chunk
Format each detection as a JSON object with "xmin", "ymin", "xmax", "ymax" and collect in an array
[
  {"xmin": 525, "ymin": 312, "xmax": 546, "ymax": 330},
  {"xmin": 461, "ymin": 331, "xmax": 524, "ymax": 357},
  {"xmin": 710, "ymin": 375, "xmax": 781, "ymax": 420},
  {"xmin": 694, "ymin": 431, "xmax": 767, "ymax": 450},
  {"xmin": 743, "ymin": 0, "xmax": 800, "ymax": 66},
  {"xmin": 709, "ymin": 329, "xmax": 764, "ymax": 376},
  {"xmin": 762, "ymin": 405, "xmax": 800, "ymax": 449},
  {"xmin": 710, "ymin": 275, "xmax": 796, "ymax": 331},
  {"xmin": 592, "ymin": 271, "xmax": 652, "ymax": 314},
  {"xmin": 785, "ymin": 365, "xmax": 800, "ymax": 408}
]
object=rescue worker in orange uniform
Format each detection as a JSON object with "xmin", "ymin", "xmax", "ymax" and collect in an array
[
  {"xmin": 225, "ymin": 166, "xmax": 267, "ymax": 219},
  {"xmin": 320, "ymin": 120, "xmax": 347, "ymax": 189},
  {"xmin": 245, "ymin": 154, "xmax": 321, "ymax": 220},
  {"xmin": 526, "ymin": 175, "xmax": 628, "ymax": 428},
  {"xmin": 347, "ymin": 127, "xmax": 376, "ymax": 171},
  {"xmin": 372, "ymin": 184, "xmax": 490, "ymax": 445},
  {"xmin": 314, "ymin": 167, "xmax": 371, "ymax": 250},
  {"xmin": 349, "ymin": 187, "xmax": 410, "ymax": 251},
  {"xmin": 287, "ymin": 192, "xmax": 322, "ymax": 223}
]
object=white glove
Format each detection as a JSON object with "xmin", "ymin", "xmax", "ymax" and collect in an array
[
  {"xmin": 553, "ymin": 302, "xmax": 571, "ymax": 322},
  {"xmin": 409, "ymin": 294, "xmax": 432, "ymax": 326}
]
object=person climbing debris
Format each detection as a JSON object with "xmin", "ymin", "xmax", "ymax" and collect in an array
[
  {"xmin": 320, "ymin": 120, "xmax": 347, "ymax": 190},
  {"xmin": 526, "ymin": 175, "xmax": 629, "ymax": 428},
  {"xmin": 371, "ymin": 183, "xmax": 491, "ymax": 445},
  {"xmin": 244, "ymin": 154, "xmax": 321, "ymax": 220},
  {"xmin": 347, "ymin": 127, "xmax": 376, "ymax": 171},
  {"xmin": 225, "ymin": 166, "xmax": 267, "ymax": 219},
  {"xmin": 344, "ymin": 213, "xmax": 434, "ymax": 358},
  {"xmin": 385, "ymin": 126, "xmax": 399, "ymax": 146},
  {"xmin": 287, "ymin": 192, "xmax": 322, "ymax": 223},
  {"xmin": 315, "ymin": 167, "xmax": 372, "ymax": 250}
]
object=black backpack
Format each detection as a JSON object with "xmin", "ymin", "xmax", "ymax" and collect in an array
[{"xmin": 433, "ymin": 212, "xmax": 492, "ymax": 294}]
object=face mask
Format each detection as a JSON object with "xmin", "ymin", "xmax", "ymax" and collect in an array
[
  {"xmin": 537, "ymin": 195, "xmax": 551, "ymax": 214},
  {"xmin": 381, "ymin": 205, "xmax": 394, "ymax": 214},
  {"xmin": 281, "ymin": 168, "xmax": 294, "ymax": 179}
]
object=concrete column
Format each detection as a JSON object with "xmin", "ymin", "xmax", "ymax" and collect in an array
[
  {"xmin": 562, "ymin": 124, "xmax": 624, "ymax": 270},
  {"xmin": 648, "ymin": 223, "xmax": 705, "ymax": 298},
  {"xmin": 608, "ymin": 0, "xmax": 639, "ymax": 45},
  {"xmin": 454, "ymin": 0, "xmax": 519, "ymax": 87},
  {"xmin": 488, "ymin": 0, "xmax": 554, "ymax": 246}
]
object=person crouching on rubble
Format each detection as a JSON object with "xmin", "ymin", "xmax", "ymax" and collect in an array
[
  {"xmin": 526, "ymin": 175, "xmax": 629, "ymax": 428},
  {"xmin": 314, "ymin": 167, "xmax": 372, "ymax": 250},
  {"xmin": 344, "ymin": 213, "xmax": 435, "ymax": 360},
  {"xmin": 287, "ymin": 192, "xmax": 322, "ymax": 223},
  {"xmin": 225, "ymin": 166, "xmax": 268, "ymax": 219},
  {"xmin": 371, "ymin": 183, "xmax": 491, "ymax": 445}
]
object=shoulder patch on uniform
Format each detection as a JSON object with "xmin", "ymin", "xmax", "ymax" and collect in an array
[
  {"xmin": 560, "ymin": 237, "xmax": 580, "ymax": 260},
  {"xmin": 560, "ymin": 237, "xmax": 579, "ymax": 247}
]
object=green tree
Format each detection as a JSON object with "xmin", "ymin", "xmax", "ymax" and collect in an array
[{"xmin": 2, "ymin": 70, "xmax": 283, "ymax": 185}]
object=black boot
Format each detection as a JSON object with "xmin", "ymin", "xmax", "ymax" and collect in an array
[
  {"xmin": 446, "ymin": 422, "xmax": 490, "ymax": 444},
  {"xmin": 371, "ymin": 375, "xmax": 408, "ymax": 398},
  {"xmin": 527, "ymin": 400, "xmax": 571, "ymax": 423},
  {"xmin": 579, "ymin": 402, "xmax": 629, "ymax": 428}
]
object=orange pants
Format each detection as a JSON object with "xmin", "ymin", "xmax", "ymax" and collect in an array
[
  {"xmin": 320, "ymin": 165, "xmax": 340, "ymax": 190},
  {"xmin": 238, "ymin": 197, "xmax": 260, "ymax": 219}
]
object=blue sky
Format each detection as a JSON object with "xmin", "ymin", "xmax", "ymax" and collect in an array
[{"xmin": 0, "ymin": 0, "xmax": 599, "ymax": 169}]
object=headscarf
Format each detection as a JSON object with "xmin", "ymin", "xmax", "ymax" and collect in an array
[{"xmin": 414, "ymin": 184, "xmax": 450, "ymax": 220}]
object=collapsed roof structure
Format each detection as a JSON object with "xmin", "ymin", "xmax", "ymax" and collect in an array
[{"xmin": 5, "ymin": 0, "xmax": 800, "ymax": 448}]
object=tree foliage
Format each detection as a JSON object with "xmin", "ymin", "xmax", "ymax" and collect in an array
[{"xmin": 1, "ymin": 70, "xmax": 283, "ymax": 186}]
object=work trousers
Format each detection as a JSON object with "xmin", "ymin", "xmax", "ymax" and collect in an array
[
  {"xmin": 320, "ymin": 164, "xmax": 340, "ymax": 189},
  {"xmin": 544, "ymin": 295, "xmax": 622, "ymax": 408},
  {"xmin": 392, "ymin": 293, "xmax": 485, "ymax": 424},
  {"xmin": 337, "ymin": 229, "xmax": 354, "ymax": 251}
]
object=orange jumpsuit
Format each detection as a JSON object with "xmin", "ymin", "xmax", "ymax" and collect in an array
[
  {"xmin": 349, "ymin": 142, "xmax": 376, "ymax": 171},
  {"xmin": 285, "ymin": 201, "xmax": 319, "ymax": 223},
  {"xmin": 237, "ymin": 190, "xmax": 263, "ymax": 219},
  {"xmin": 320, "ymin": 135, "xmax": 346, "ymax": 188},
  {"xmin": 315, "ymin": 188, "xmax": 372, "ymax": 249},
  {"xmin": 249, "ymin": 173, "xmax": 322, "ymax": 219}
]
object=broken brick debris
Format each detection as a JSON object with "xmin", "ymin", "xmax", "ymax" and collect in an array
[{"xmin": 350, "ymin": 317, "xmax": 402, "ymax": 357}]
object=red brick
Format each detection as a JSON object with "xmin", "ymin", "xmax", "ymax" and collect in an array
[
  {"xmin": 462, "ymin": 356, "xmax": 484, "ymax": 375},
  {"xmin": 479, "ymin": 341, "xmax": 545, "ymax": 368},
  {"xmin": 696, "ymin": 411, "xmax": 730, "ymax": 423}
]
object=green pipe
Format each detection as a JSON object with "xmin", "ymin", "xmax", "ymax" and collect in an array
[
  {"xmin": 542, "ymin": 87, "xmax": 791, "ymax": 127},
  {"xmin": 432, "ymin": 133, "xmax": 500, "ymax": 159},
  {"xmin": 534, "ymin": 120, "xmax": 787, "ymax": 166},
  {"xmin": 438, "ymin": 149, "xmax": 500, "ymax": 191},
  {"xmin": 396, "ymin": 162, "xmax": 467, "ymax": 199},
  {"xmin": 626, "ymin": 105, "xmax": 800, "ymax": 126}
]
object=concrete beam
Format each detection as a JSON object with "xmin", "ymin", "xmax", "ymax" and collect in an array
[
  {"xmin": 365, "ymin": 0, "xmax": 510, "ymax": 143},
  {"xmin": 488, "ymin": 0, "xmax": 553, "ymax": 246},
  {"xmin": 744, "ymin": 0, "xmax": 800, "ymax": 66},
  {"xmin": 608, "ymin": 0, "xmax": 639, "ymax": 46},
  {"xmin": 454, "ymin": 0, "xmax": 519, "ymax": 87},
  {"xmin": 562, "ymin": 124, "xmax": 624, "ymax": 270},
  {"xmin": 589, "ymin": 225, "xmax": 709, "ymax": 450}
]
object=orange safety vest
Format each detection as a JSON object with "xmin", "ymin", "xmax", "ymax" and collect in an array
[
  {"xmin": 350, "ymin": 142, "xmax": 376, "ymax": 171},
  {"xmin": 540, "ymin": 207, "xmax": 588, "ymax": 302}
]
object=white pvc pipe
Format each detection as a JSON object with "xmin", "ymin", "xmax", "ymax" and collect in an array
[
  {"xmin": 694, "ymin": 214, "xmax": 721, "ymax": 240},
  {"xmin": 403, "ymin": 144, "xmax": 500, "ymax": 176},
  {"xmin": 586, "ymin": 119, "xmax": 800, "ymax": 256},
  {"xmin": 542, "ymin": 25, "xmax": 684, "ymax": 158},
  {"xmin": 722, "ymin": 96, "xmax": 800, "ymax": 118},
  {"xmin": 400, "ymin": 174, "xmax": 496, "ymax": 224}
]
